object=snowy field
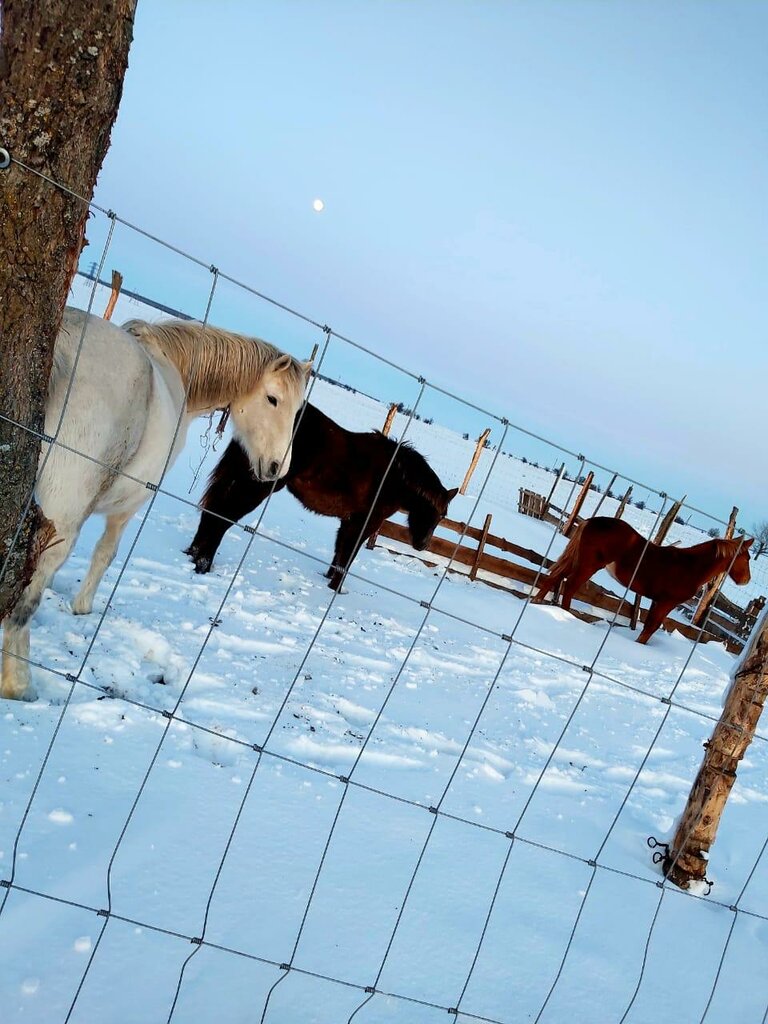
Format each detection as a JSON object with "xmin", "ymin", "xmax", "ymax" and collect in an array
[{"xmin": 1, "ymin": 281, "xmax": 768, "ymax": 1023}]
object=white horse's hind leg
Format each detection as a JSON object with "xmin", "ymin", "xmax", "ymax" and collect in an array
[
  {"xmin": 72, "ymin": 511, "xmax": 133, "ymax": 615},
  {"xmin": 1, "ymin": 529, "xmax": 75, "ymax": 700}
]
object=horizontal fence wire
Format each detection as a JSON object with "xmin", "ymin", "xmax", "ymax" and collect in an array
[{"xmin": 0, "ymin": 154, "xmax": 765, "ymax": 1024}]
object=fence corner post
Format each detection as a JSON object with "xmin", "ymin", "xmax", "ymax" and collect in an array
[
  {"xmin": 103, "ymin": 269, "xmax": 123, "ymax": 321},
  {"xmin": 663, "ymin": 609, "xmax": 768, "ymax": 889},
  {"xmin": 460, "ymin": 428, "xmax": 491, "ymax": 496},
  {"xmin": 382, "ymin": 402, "xmax": 398, "ymax": 438},
  {"xmin": 562, "ymin": 471, "xmax": 594, "ymax": 537}
]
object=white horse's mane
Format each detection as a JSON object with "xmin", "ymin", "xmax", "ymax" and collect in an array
[{"xmin": 122, "ymin": 318, "xmax": 306, "ymax": 408}]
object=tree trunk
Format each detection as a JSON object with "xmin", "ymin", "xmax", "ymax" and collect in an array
[{"xmin": 0, "ymin": 0, "xmax": 136, "ymax": 621}]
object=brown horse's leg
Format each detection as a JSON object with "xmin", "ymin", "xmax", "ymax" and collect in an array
[
  {"xmin": 328, "ymin": 510, "xmax": 386, "ymax": 591},
  {"xmin": 186, "ymin": 440, "xmax": 278, "ymax": 574},
  {"xmin": 637, "ymin": 600, "xmax": 675, "ymax": 644}
]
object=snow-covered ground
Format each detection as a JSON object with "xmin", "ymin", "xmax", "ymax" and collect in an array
[{"xmin": 1, "ymin": 281, "xmax": 768, "ymax": 1023}]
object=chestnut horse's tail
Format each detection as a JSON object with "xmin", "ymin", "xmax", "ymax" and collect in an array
[{"xmin": 547, "ymin": 520, "xmax": 587, "ymax": 583}]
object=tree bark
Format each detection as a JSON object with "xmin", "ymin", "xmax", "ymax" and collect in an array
[{"xmin": 0, "ymin": 0, "xmax": 136, "ymax": 621}]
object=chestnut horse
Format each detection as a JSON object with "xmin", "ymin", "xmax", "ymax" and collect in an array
[
  {"xmin": 185, "ymin": 402, "xmax": 457, "ymax": 590},
  {"xmin": 533, "ymin": 516, "xmax": 752, "ymax": 644}
]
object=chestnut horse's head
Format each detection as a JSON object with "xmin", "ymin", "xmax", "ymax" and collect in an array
[{"xmin": 725, "ymin": 536, "xmax": 753, "ymax": 585}]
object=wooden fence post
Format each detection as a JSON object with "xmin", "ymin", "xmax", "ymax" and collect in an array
[
  {"xmin": 562, "ymin": 471, "xmax": 594, "ymax": 537},
  {"xmin": 366, "ymin": 403, "xmax": 401, "ymax": 550},
  {"xmin": 663, "ymin": 609, "xmax": 768, "ymax": 889},
  {"xmin": 591, "ymin": 472, "xmax": 617, "ymax": 518},
  {"xmin": 654, "ymin": 495, "xmax": 686, "ymax": 545},
  {"xmin": 103, "ymin": 269, "xmax": 123, "ymax": 320},
  {"xmin": 460, "ymin": 428, "xmax": 491, "ymax": 495},
  {"xmin": 628, "ymin": 591, "xmax": 642, "ymax": 631},
  {"xmin": 691, "ymin": 506, "xmax": 739, "ymax": 627},
  {"xmin": 614, "ymin": 485, "xmax": 633, "ymax": 520},
  {"xmin": 544, "ymin": 464, "xmax": 565, "ymax": 511},
  {"xmin": 381, "ymin": 402, "xmax": 398, "ymax": 437},
  {"xmin": 469, "ymin": 513, "xmax": 493, "ymax": 581}
]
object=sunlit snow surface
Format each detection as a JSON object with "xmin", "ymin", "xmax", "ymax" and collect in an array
[{"xmin": 1, "ymin": 282, "xmax": 767, "ymax": 1024}]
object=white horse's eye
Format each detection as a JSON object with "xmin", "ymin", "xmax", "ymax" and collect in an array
[{"xmin": 267, "ymin": 395, "xmax": 278, "ymax": 407}]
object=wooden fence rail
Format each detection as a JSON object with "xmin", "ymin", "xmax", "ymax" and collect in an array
[{"xmin": 374, "ymin": 514, "xmax": 752, "ymax": 654}]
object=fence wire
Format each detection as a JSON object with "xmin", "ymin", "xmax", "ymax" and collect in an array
[{"xmin": 0, "ymin": 155, "xmax": 766, "ymax": 1024}]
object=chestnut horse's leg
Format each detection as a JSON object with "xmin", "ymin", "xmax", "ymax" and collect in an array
[
  {"xmin": 558, "ymin": 559, "xmax": 604, "ymax": 612},
  {"xmin": 186, "ymin": 440, "xmax": 276, "ymax": 574},
  {"xmin": 533, "ymin": 570, "xmax": 566, "ymax": 605},
  {"xmin": 327, "ymin": 509, "xmax": 387, "ymax": 591},
  {"xmin": 636, "ymin": 599, "xmax": 675, "ymax": 644}
]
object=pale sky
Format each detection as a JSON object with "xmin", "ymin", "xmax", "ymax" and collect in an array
[{"xmin": 85, "ymin": 1, "xmax": 766, "ymax": 526}]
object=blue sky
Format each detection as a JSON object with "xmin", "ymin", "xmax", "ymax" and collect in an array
[{"xmin": 85, "ymin": 1, "xmax": 766, "ymax": 527}]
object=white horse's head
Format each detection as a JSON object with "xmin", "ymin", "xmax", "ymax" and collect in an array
[
  {"xmin": 230, "ymin": 353, "xmax": 311, "ymax": 481},
  {"xmin": 122, "ymin": 318, "xmax": 312, "ymax": 484}
]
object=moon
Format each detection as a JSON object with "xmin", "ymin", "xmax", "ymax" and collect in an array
[{"xmin": 312, "ymin": 198, "xmax": 325, "ymax": 213}]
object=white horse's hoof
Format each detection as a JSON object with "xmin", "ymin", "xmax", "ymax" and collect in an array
[
  {"xmin": 71, "ymin": 593, "xmax": 93, "ymax": 615},
  {"xmin": 0, "ymin": 677, "xmax": 36, "ymax": 702}
]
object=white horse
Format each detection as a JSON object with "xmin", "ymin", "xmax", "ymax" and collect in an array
[{"xmin": 1, "ymin": 307, "xmax": 311, "ymax": 700}]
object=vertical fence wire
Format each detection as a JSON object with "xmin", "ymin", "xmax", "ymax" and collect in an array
[
  {"xmin": 530, "ymin": 535, "xmax": 751, "ymax": 1024},
  {"xmin": 0, "ymin": 216, "xmax": 118, "ymax": 916},
  {"xmin": 699, "ymin": 828, "xmax": 768, "ymax": 1023},
  {"xmin": 63, "ymin": 322, "xmax": 335, "ymax": 1022},
  {"xmin": 452, "ymin": 497, "xmax": 674, "ymax": 1020},
  {"xmin": 257, "ymin": 421, "xmax": 513, "ymax": 1024},
  {"xmin": 161, "ymin": 377, "xmax": 429, "ymax": 1021},
  {"xmin": 0, "ymin": 215, "xmax": 116, "ymax": 590}
]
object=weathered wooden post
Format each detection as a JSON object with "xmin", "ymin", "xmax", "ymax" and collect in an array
[
  {"xmin": 562, "ymin": 471, "xmax": 594, "ymax": 537},
  {"xmin": 544, "ymin": 464, "xmax": 565, "ymax": 512},
  {"xmin": 591, "ymin": 472, "xmax": 617, "ymax": 518},
  {"xmin": 614, "ymin": 485, "xmax": 633, "ymax": 520},
  {"xmin": 365, "ymin": 403, "xmax": 401, "ymax": 551},
  {"xmin": 691, "ymin": 506, "xmax": 739, "ymax": 627},
  {"xmin": 103, "ymin": 269, "xmax": 123, "ymax": 320},
  {"xmin": 663, "ymin": 609, "xmax": 768, "ymax": 889},
  {"xmin": 459, "ymin": 428, "xmax": 491, "ymax": 496},
  {"xmin": 381, "ymin": 402, "xmax": 398, "ymax": 438},
  {"xmin": 469, "ymin": 513, "xmax": 493, "ymax": 581},
  {"xmin": 654, "ymin": 495, "xmax": 686, "ymax": 545}
]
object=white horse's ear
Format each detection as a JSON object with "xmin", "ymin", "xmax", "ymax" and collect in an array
[
  {"xmin": 301, "ymin": 359, "xmax": 314, "ymax": 380},
  {"xmin": 270, "ymin": 353, "xmax": 293, "ymax": 373}
]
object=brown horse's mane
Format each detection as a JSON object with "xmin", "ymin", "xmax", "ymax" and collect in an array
[{"xmin": 376, "ymin": 433, "xmax": 446, "ymax": 505}]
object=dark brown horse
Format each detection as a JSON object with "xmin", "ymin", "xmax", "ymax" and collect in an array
[
  {"xmin": 185, "ymin": 403, "xmax": 457, "ymax": 590},
  {"xmin": 533, "ymin": 516, "xmax": 752, "ymax": 644}
]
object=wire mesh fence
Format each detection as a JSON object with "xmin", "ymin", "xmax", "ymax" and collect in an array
[{"xmin": 1, "ymin": 156, "xmax": 768, "ymax": 1023}]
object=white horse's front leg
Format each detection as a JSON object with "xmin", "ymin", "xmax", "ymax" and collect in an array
[
  {"xmin": 72, "ymin": 511, "xmax": 133, "ymax": 615},
  {"xmin": 1, "ymin": 623, "xmax": 33, "ymax": 700},
  {"xmin": 1, "ymin": 524, "xmax": 74, "ymax": 701}
]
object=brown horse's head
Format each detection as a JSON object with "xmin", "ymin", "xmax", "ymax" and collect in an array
[
  {"xmin": 725, "ymin": 536, "xmax": 753, "ymax": 585},
  {"xmin": 408, "ymin": 485, "xmax": 459, "ymax": 550}
]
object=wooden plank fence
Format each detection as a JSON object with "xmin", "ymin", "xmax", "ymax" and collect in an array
[{"xmin": 373, "ymin": 515, "xmax": 757, "ymax": 654}]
